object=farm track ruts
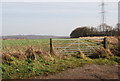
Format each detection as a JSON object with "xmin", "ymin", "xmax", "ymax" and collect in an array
[{"xmin": 30, "ymin": 64, "xmax": 119, "ymax": 79}]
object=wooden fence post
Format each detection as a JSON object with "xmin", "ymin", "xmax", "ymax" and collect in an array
[
  {"xmin": 118, "ymin": 37, "xmax": 120, "ymax": 52},
  {"xmin": 50, "ymin": 38, "xmax": 53, "ymax": 55},
  {"xmin": 103, "ymin": 37, "xmax": 107, "ymax": 49},
  {"xmin": 117, "ymin": 23, "xmax": 120, "ymax": 53}
]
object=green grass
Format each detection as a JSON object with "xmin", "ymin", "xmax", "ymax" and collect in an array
[
  {"xmin": 2, "ymin": 55, "xmax": 119, "ymax": 79},
  {"xmin": 2, "ymin": 39, "xmax": 50, "ymax": 53},
  {"xmin": 109, "ymin": 56, "xmax": 120, "ymax": 64},
  {"xmin": 2, "ymin": 38, "xmax": 103, "ymax": 54},
  {"xmin": 2, "ymin": 38, "xmax": 119, "ymax": 79}
]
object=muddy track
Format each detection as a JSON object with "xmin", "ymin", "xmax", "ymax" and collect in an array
[{"xmin": 31, "ymin": 64, "xmax": 120, "ymax": 79}]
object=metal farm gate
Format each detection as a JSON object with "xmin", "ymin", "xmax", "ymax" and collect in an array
[{"xmin": 50, "ymin": 37, "xmax": 107, "ymax": 56}]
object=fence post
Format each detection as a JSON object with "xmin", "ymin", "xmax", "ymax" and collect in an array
[
  {"xmin": 103, "ymin": 37, "xmax": 107, "ymax": 49},
  {"xmin": 118, "ymin": 37, "xmax": 120, "ymax": 52},
  {"xmin": 50, "ymin": 38, "xmax": 53, "ymax": 55}
]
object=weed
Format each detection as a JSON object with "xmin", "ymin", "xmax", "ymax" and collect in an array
[{"xmin": 2, "ymin": 38, "xmax": 120, "ymax": 79}]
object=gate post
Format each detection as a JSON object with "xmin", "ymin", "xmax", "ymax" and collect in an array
[
  {"xmin": 50, "ymin": 38, "xmax": 53, "ymax": 55},
  {"xmin": 103, "ymin": 37, "xmax": 107, "ymax": 49}
]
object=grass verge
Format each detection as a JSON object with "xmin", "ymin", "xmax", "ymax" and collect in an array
[{"xmin": 2, "ymin": 55, "xmax": 120, "ymax": 79}]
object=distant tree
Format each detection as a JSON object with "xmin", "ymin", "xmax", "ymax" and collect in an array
[
  {"xmin": 70, "ymin": 25, "xmax": 118, "ymax": 38},
  {"xmin": 97, "ymin": 24, "xmax": 114, "ymax": 36},
  {"xmin": 116, "ymin": 23, "xmax": 120, "ymax": 36},
  {"xmin": 70, "ymin": 27, "xmax": 92, "ymax": 38}
]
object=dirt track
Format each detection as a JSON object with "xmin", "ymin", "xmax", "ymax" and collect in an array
[{"xmin": 31, "ymin": 64, "xmax": 120, "ymax": 79}]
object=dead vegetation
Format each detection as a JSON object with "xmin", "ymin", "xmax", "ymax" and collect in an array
[
  {"xmin": 79, "ymin": 36, "xmax": 120, "ymax": 58},
  {"xmin": 107, "ymin": 36, "xmax": 118, "ymax": 45},
  {"xmin": 110, "ymin": 47, "xmax": 120, "ymax": 56},
  {"xmin": 2, "ymin": 47, "xmax": 48, "ymax": 64},
  {"xmin": 2, "ymin": 36, "xmax": 119, "ymax": 64},
  {"xmin": 90, "ymin": 48, "xmax": 114, "ymax": 58},
  {"xmin": 2, "ymin": 37, "xmax": 120, "ymax": 79}
]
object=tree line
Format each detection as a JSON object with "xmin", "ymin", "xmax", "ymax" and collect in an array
[{"xmin": 70, "ymin": 24, "xmax": 120, "ymax": 38}]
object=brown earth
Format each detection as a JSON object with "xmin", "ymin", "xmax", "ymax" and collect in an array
[{"xmin": 30, "ymin": 64, "xmax": 120, "ymax": 79}]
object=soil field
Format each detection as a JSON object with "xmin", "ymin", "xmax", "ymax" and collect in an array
[{"xmin": 30, "ymin": 64, "xmax": 120, "ymax": 79}]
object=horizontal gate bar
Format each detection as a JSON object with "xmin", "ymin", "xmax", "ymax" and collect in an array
[
  {"xmin": 54, "ymin": 47, "xmax": 78, "ymax": 48},
  {"xmin": 54, "ymin": 46, "xmax": 101, "ymax": 49},
  {"xmin": 52, "ymin": 38, "xmax": 104, "ymax": 41},
  {"xmin": 53, "ymin": 42, "xmax": 102, "ymax": 45},
  {"xmin": 55, "ymin": 50, "xmax": 89, "ymax": 52},
  {"xmin": 52, "ymin": 39, "xmax": 79, "ymax": 40}
]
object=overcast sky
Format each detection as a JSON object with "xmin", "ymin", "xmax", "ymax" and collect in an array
[{"xmin": 2, "ymin": 2, "xmax": 118, "ymax": 36}]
